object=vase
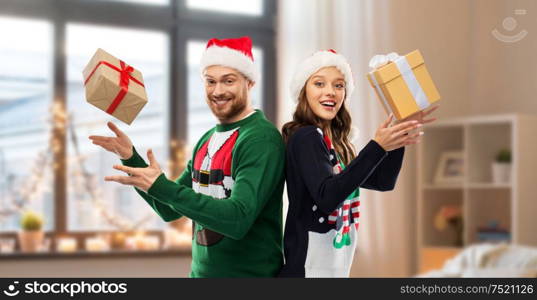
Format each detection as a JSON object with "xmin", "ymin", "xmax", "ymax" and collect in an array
[
  {"xmin": 18, "ymin": 230, "xmax": 44, "ymax": 253},
  {"xmin": 491, "ymin": 162, "xmax": 511, "ymax": 184}
]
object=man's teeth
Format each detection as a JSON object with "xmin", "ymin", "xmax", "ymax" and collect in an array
[{"xmin": 215, "ymin": 99, "xmax": 231, "ymax": 104}]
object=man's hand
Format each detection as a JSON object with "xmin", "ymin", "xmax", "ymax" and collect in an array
[
  {"xmin": 104, "ymin": 149, "xmax": 163, "ymax": 193},
  {"xmin": 89, "ymin": 122, "xmax": 133, "ymax": 160}
]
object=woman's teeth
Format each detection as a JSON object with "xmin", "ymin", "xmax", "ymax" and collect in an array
[{"xmin": 321, "ymin": 101, "xmax": 336, "ymax": 107}]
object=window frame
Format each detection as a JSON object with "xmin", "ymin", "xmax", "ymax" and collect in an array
[{"xmin": 0, "ymin": 0, "xmax": 277, "ymax": 254}]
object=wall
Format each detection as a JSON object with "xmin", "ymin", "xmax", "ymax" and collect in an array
[
  {"xmin": 469, "ymin": 0, "xmax": 537, "ymax": 116},
  {"xmin": 277, "ymin": 0, "xmax": 534, "ymax": 277}
]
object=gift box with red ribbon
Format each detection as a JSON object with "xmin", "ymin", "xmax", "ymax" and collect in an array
[{"xmin": 82, "ymin": 48, "xmax": 147, "ymax": 125}]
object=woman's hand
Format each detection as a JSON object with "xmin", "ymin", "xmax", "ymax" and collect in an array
[
  {"xmin": 374, "ymin": 114, "xmax": 423, "ymax": 151},
  {"xmin": 89, "ymin": 122, "xmax": 133, "ymax": 160},
  {"xmin": 396, "ymin": 104, "xmax": 439, "ymax": 125},
  {"xmin": 104, "ymin": 149, "xmax": 163, "ymax": 193}
]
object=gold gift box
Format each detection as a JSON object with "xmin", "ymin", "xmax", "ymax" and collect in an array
[
  {"xmin": 82, "ymin": 48, "xmax": 147, "ymax": 125},
  {"xmin": 367, "ymin": 50, "xmax": 440, "ymax": 120}
]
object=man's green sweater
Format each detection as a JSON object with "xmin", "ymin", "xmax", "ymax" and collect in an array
[{"xmin": 121, "ymin": 110, "xmax": 284, "ymax": 277}]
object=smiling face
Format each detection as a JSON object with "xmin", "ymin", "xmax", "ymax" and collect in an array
[
  {"xmin": 305, "ymin": 66, "xmax": 346, "ymax": 122},
  {"xmin": 203, "ymin": 65, "xmax": 254, "ymax": 124}
]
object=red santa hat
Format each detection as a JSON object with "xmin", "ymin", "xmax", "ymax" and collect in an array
[
  {"xmin": 200, "ymin": 36, "xmax": 259, "ymax": 82},
  {"xmin": 290, "ymin": 49, "xmax": 354, "ymax": 102}
]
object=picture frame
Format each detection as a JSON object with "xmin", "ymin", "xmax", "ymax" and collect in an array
[{"xmin": 434, "ymin": 151, "xmax": 464, "ymax": 184}]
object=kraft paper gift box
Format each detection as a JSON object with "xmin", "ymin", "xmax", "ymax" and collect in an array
[
  {"xmin": 367, "ymin": 50, "xmax": 440, "ymax": 120},
  {"xmin": 82, "ymin": 48, "xmax": 147, "ymax": 125}
]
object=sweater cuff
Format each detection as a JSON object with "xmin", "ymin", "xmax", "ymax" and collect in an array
[
  {"xmin": 147, "ymin": 173, "xmax": 179, "ymax": 202},
  {"xmin": 368, "ymin": 139, "xmax": 388, "ymax": 157},
  {"xmin": 120, "ymin": 146, "xmax": 147, "ymax": 168},
  {"xmin": 389, "ymin": 146, "xmax": 405, "ymax": 154}
]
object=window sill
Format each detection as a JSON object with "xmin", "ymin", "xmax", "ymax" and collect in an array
[{"xmin": 0, "ymin": 247, "xmax": 191, "ymax": 260}]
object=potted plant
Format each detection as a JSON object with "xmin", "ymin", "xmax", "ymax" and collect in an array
[
  {"xmin": 492, "ymin": 149, "xmax": 512, "ymax": 184},
  {"xmin": 18, "ymin": 210, "xmax": 44, "ymax": 253}
]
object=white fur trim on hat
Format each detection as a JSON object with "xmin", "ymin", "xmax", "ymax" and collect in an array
[
  {"xmin": 200, "ymin": 46, "xmax": 259, "ymax": 82},
  {"xmin": 290, "ymin": 50, "xmax": 354, "ymax": 102}
]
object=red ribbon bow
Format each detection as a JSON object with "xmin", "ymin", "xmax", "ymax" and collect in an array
[{"xmin": 84, "ymin": 60, "xmax": 145, "ymax": 114}]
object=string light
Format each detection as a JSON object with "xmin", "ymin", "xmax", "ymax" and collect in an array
[
  {"xmin": 1, "ymin": 101, "xmax": 190, "ymax": 232},
  {"xmin": 66, "ymin": 105, "xmax": 155, "ymax": 231}
]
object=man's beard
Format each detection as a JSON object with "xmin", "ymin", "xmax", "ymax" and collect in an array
[{"xmin": 207, "ymin": 87, "xmax": 248, "ymax": 122}]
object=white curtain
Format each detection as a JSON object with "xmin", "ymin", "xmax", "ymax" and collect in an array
[{"xmin": 277, "ymin": 0, "xmax": 417, "ymax": 277}]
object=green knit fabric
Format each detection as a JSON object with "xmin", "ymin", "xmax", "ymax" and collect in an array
[{"xmin": 121, "ymin": 110, "xmax": 284, "ymax": 277}]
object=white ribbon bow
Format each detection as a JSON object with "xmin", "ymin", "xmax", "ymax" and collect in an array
[{"xmin": 368, "ymin": 52, "xmax": 400, "ymax": 69}]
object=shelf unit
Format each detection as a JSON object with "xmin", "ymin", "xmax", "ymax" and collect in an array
[{"xmin": 416, "ymin": 114, "xmax": 537, "ymax": 273}]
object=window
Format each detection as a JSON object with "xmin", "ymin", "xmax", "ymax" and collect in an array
[
  {"xmin": 186, "ymin": 40, "xmax": 263, "ymax": 144},
  {"xmin": 0, "ymin": 0, "xmax": 275, "ymax": 254},
  {"xmin": 0, "ymin": 17, "xmax": 54, "ymax": 232},
  {"xmin": 66, "ymin": 24, "xmax": 169, "ymax": 231},
  {"xmin": 95, "ymin": 0, "xmax": 168, "ymax": 5},
  {"xmin": 186, "ymin": 0, "xmax": 263, "ymax": 16}
]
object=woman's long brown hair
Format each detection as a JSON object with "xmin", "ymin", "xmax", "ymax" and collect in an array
[{"xmin": 282, "ymin": 86, "xmax": 356, "ymax": 166}]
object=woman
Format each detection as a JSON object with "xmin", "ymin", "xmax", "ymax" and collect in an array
[{"xmin": 279, "ymin": 49, "xmax": 437, "ymax": 277}]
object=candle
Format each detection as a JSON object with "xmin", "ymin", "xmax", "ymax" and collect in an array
[
  {"xmin": 56, "ymin": 237, "xmax": 77, "ymax": 253},
  {"xmin": 124, "ymin": 236, "xmax": 136, "ymax": 250},
  {"xmin": 85, "ymin": 237, "xmax": 109, "ymax": 252},
  {"xmin": 141, "ymin": 236, "xmax": 160, "ymax": 251},
  {"xmin": 124, "ymin": 232, "xmax": 160, "ymax": 251},
  {"xmin": 0, "ymin": 238, "xmax": 15, "ymax": 253},
  {"xmin": 111, "ymin": 232, "xmax": 127, "ymax": 249},
  {"xmin": 163, "ymin": 228, "xmax": 191, "ymax": 249},
  {"xmin": 130, "ymin": 234, "xmax": 159, "ymax": 250}
]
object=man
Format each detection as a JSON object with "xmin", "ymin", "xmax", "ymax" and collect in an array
[{"xmin": 89, "ymin": 36, "xmax": 285, "ymax": 277}]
